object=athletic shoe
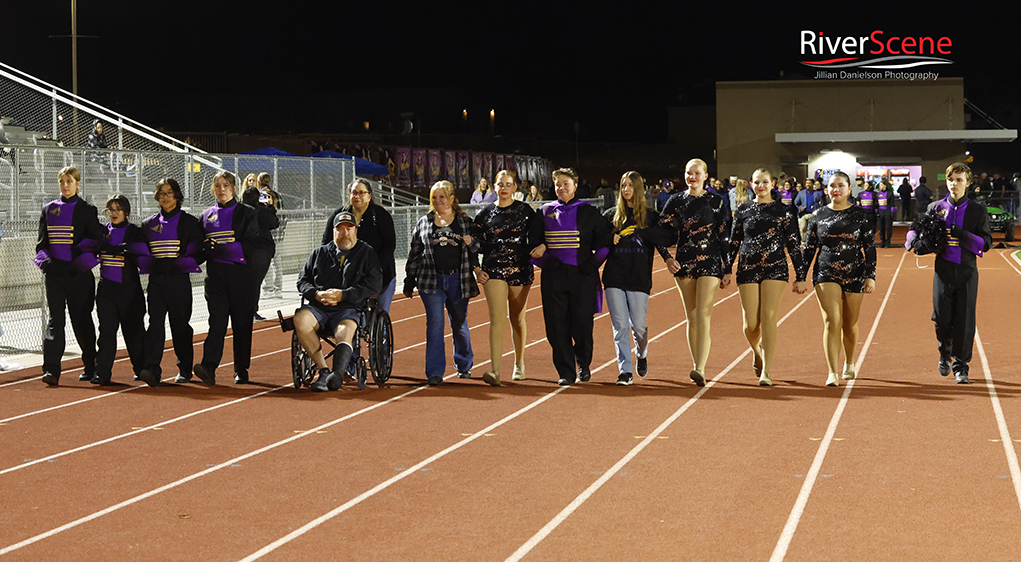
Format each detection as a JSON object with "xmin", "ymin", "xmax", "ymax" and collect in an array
[
  {"xmin": 689, "ymin": 370, "xmax": 705, "ymax": 387},
  {"xmin": 310, "ymin": 367, "xmax": 333, "ymax": 392},
  {"xmin": 78, "ymin": 372, "xmax": 93, "ymax": 382},
  {"xmin": 193, "ymin": 364, "xmax": 216, "ymax": 386},
  {"xmin": 41, "ymin": 372, "xmax": 59, "ymax": 386},
  {"xmin": 578, "ymin": 367, "xmax": 591, "ymax": 382},
  {"xmin": 558, "ymin": 377, "xmax": 575, "ymax": 386},
  {"xmin": 637, "ymin": 358, "xmax": 648, "ymax": 378},
  {"xmin": 842, "ymin": 364, "xmax": 856, "ymax": 380},
  {"xmin": 954, "ymin": 363, "xmax": 971, "ymax": 384},
  {"xmin": 173, "ymin": 372, "xmax": 191, "ymax": 384},
  {"xmin": 90, "ymin": 374, "xmax": 111, "ymax": 386},
  {"xmin": 512, "ymin": 366, "xmax": 526, "ymax": 381},
  {"xmin": 938, "ymin": 356, "xmax": 952, "ymax": 377},
  {"xmin": 482, "ymin": 371, "xmax": 501, "ymax": 387},
  {"xmin": 133, "ymin": 374, "xmax": 141, "ymax": 381},
  {"xmin": 825, "ymin": 372, "xmax": 839, "ymax": 387},
  {"xmin": 759, "ymin": 372, "xmax": 772, "ymax": 386},
  {"xmin": 458, "ymin": 371, "xmax": 472, "ymax": 379},
  {"xmin": 0, "ymin": 359, "xmax": 24, "ymax": 371},
  {"xmin": 427, "ymin": 376, "xmax": 443, "ymax": 386},
  {"xmin": 234, "ymin": 370, "xmax": 249, "ymax": 384},
  {"xmin": 616, "ymin": 373, "xmax": 634, "ymax": 386},
  {"xmin": 137, "ymin": 369, "xmax": 161, "ymax": 388}
]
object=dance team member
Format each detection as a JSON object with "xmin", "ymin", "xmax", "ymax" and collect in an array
[
  {"xmin": 802, "ymin": 171, "xmax": 876, "ymax": 387},
  {"xmin": 194, "ymin": 171, "xmax": 260, "ymax": 385},
  {"xmin": 646, "ymin": 158, "xmax": 731, "ymax": 387},
  {"xmin": 530, "ymin": 167, "xmax": 611, "ymax": 386},
  {"xmin": 93, "ymin": 195, "xmax": 149, "ymax": 386},
  {"xmin": 728, "ymin": 169, "xmax": 808, "ymax": 387},
  {"xmin": 295, "ymin": 210, "xmax": 382, "ymax": 392},
  {"xmin": 472, "ymin": 169, "xmax": 540, "ymax": 386},
  {"xmin": 906, "ymin": 162, "xmax": 991, "ymax": 384},
  {"xmin": 404, "ymin": 180, "xmax": 480, "ymax": 386},
  {"xmin": 322, "ymin": 180, "xmax": 397, "ymax": 312},
  {"xmin": 138, "ymin": 179, "xmax": 205, "ymax": 385},
  {"xmin": 35, "ymin": 166, "xmax": 104, "ymax": 386},
  {"xmin": 602, "ymin": 171, "xmax": 670, "ymax": 385}
]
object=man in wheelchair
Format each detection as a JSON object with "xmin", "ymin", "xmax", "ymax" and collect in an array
[{"xmin": 295, "ymin": 211, "xmax": 382, "ymax": 391}]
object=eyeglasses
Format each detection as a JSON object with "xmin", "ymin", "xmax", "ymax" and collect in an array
[
  {"xmin": 350, "ymin": 190, "xmax": 370, "ymax": 196},
  {"xmin": 156, "ymin": 191, "xmax": 174, "ymax": 199}
]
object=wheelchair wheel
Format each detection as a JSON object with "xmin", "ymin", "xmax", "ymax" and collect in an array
[
  {"xmin": 356, "ymin": 356, "xmax": 368, "ymax": 391},
  {"xmin": 290, "ymin": 331, "xmax": 306, "ymax": 389},
  {"xmin": 368, "ymin": 307, "xmax": 393, "ymax": 387}
]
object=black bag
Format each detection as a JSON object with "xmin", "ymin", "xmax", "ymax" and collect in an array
[{"xmin": 909, "ymin": 212, "xmax": 948, "ymax": 256}]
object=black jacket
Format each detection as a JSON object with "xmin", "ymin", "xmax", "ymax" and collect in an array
[
  {"xmin": 323, "ymin": 203, "xmax": 397, "ymax": 284},
  {"xmin": 298, "ymin": 239, "xmax": 382, "ymax": 312}
]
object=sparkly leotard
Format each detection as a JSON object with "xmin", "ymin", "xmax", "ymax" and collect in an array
[
  {"xmin": 802, "ymin": 205, "xmax": 877, "ymax": 293},
  {"xmin": 659, "ymin": 190, "xmax": 730, "ymax": 279},
  {"xmin": 730, "ymin": 201, "xmax": 808, "ymax": 285},
  {"xmin": 472, "ymin": 200, "xmax": 536, "ymax": 286}
]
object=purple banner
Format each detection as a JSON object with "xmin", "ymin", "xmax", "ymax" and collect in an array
[
  {"xmin": 396, "ymin": 147, "xmax": 412, "ymax": 188},
  {"xmin": 429, "ymin": 149, "xmax": 443, "ymax": 184},
  {"xmin": 444, "ymin": 151, "xmax": 457, "ymax": 187},
  {"xmin": 481, "ymin": 153, "xmax": 493, "ymax": 184},
  {"xmin": 495, "ymin": 154, "xmax": 506, "ymax": 175},
  {"xmin": 457, "ymin": 151, "xmax": 470, "ymax": 189},
  {"xmin": 505, "ymin": 155, "xmax": 517, "ymax": 175},
  {"xmin": 413, "ymin": 149, "xmax": 428, "ymax": 188}
]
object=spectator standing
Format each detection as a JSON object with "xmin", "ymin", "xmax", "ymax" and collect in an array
[
  {"xmin": 898, "ymin": 178, "xmax": 914, "ymax": 220},
  {"xmin": 656, "ymin": 180, "xmax": 675, "ymax": 211},
  {"xmin": 470, "ymin": 178, "xmax": 497, "ymax": 205},
  {"xmin": 914, "ymin": 177, "xmax": 933, "ymax": 215},
  {"xmin": 242, "ymin": 186, "xmax": 279, "ymax": 321},
  {"xmin": 259, "ymin": 173, "xmax": 286, "ymax": 300}
]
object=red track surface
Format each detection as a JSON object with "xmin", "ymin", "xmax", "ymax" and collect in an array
[{"xmin": 2, "ymin": 228, "xmax": 1020, "ymax": 561}]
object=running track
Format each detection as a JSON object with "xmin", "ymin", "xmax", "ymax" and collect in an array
[{"xmin": 2, "ymin": 228, "xmax": 1021, "ymax": 561}]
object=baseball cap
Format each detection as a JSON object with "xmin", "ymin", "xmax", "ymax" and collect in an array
[{"xmin": 333, "ymin": 211, "xmax": 355, "ymax": 227}]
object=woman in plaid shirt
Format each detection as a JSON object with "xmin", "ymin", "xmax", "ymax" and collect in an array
[{"xmin": 404, "ymin": 180, "xmax": 481, "ymax": 386}]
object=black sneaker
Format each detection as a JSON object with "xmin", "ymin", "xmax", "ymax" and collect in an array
[
  {"xmin": 458, "ymin": 371, "xmax": 472, "ymax": 379},
  {"xmin": 193, "ymin": 364, "xmax": 216, "ymax": 386},
  {"xmin": 234, "ymin": 370, "xmax": 249, "ymax": 384},
  {"xmin": 254, "ymin": 313, "xmax": 266, "ymax": 321},
  {"xmin": 558, "ymin": 377, "xmax": 575, "ymax": 386},
  {"xmin": 310, "ymin": 368, "xmax": 333, "ymax": 392},
  {"xmin": 637, "ymin": 358, "xmax": 648, "ymax": 378},
  {"xmin": 616, "ymin": 373, "xmax": 634, "ymax": 386},
  {"xmin": 41, "ymin": 372, "xmax": 59, "ymax": 386},
  {"xmin": 938, "ymin": 356, "xmax": 952, "ymax": 377},
  {"xmin": 90, "ymin": 374, "xmax": 112, "ymax": 386},
  {"xmin": 578, "ymin": 367, "xmax": 591, "ymax": 382},
  {"xmin": 137, "ymin": 369, "xmax": 161, "ymax": 388},
  {"xmin": 427, "ymin": 376, "xmax": 443, "ymax": 386},
  {"xmin": 78, "ymin": 372, "xmax": 93, "ymax": 382},
  {"xmin": 954, "ymin": 363, "xmax": 971, "ymax": 384},
  {"xmin": 173, "ymin": 371, "xmax": 191, "ymax": 384}
]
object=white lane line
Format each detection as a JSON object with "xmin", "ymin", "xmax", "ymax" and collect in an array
[
  {"xmin": 238, "ymin": 288, "xmax": 740, "ymax": 561},
  {"xmin": 504, "ymin": 290, "xmax": 811, "ymax": 562},
  {"xmin": 0, "ymin": 347, "xmax": 289, "ymax": 425},
  {"xmin": 1001, "ymin": 249, "xmax": 1021, "ymax": 275},
  {"xmin": 976, "ymin": 329, "xmax": 1021, "ymax": 513},
  {"xmin": 0, "ymin": 324, "xmax": 283, "ymax": 389},
  {"xmin": 769, "ymin": 251, "xmax": 907, "ymax": 562},
  {"xmin": 0, "ymin": 274, "xmax": 687, "ymax": 553}
]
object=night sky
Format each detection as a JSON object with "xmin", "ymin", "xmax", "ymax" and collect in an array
[{"xmin": 5, "ymin": 2, "xmax": 1021, "ymax": 144}]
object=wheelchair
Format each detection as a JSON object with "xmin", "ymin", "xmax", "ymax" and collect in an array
[{"xmin": 278, "ymin": 298, "xmax": 393, "ymax": 390}]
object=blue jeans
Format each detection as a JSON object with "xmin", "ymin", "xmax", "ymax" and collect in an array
[
  {"xmin": 420, "ymin": 272, "xmax": 473, "ymax": 378},
  {"xmin": 379, "ymin": 277, "xmax": 397, "ymax": 313},
  {"xmin": 604, "ymin": 288, "xmax": 649, "ymax": 375}
]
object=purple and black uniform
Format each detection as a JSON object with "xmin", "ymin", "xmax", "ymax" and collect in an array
[
  {"xmin": 139, "ymin": 205, "xmax": 204, "ymax": 379},
  {"xmin": 93, "ymin": 222, "xmax": 149, "ymax": 383},
  {"xmin": 803, "ymin": 205, "xmax": 877, "ymax": 293},
  {"xmin": 34, "ymin": 194, "xmax": 104, "ymax": 380},
  {"xmin": 730, "ymin": 201, "xmax": 808, "ymax": 285},
  {"xmin": 531, "ymin": 196, "xmax": 611, "ymax": 383},
  {"xmin": 196, "ymin": 199, "xmax": 260, "ymax": 381},
  {"xmin": 875, "ymin": 188, "xmax": 895, "ymax": 246},
  {"xmin": 906, "ymin": 195, "xmax": 992, "ymax": 367}
]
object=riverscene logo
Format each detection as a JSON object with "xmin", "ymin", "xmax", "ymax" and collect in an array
[{"xmin": 800, "ymin": 30, "xmax": 953, "ymax": 80}]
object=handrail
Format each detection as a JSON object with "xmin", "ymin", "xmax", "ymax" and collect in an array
[{"xmin": 0, "ymin": 61, "xmax": 205, "ymax": 154}]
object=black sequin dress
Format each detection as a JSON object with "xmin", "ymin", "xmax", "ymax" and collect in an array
[
  {"xmin": 802, "ymin": 205, "xmax": 877, "ymax": 293},
  {"xmin": 658, "ymin": 190, "xmax": 730, "ymax": 279},
  {"xmin": 730, "ymin": 201, "xmax": 808, "ymax": 285},
  {"xmin": 472, "ymin": 200, "xmax": 536, "ymax": 286}
]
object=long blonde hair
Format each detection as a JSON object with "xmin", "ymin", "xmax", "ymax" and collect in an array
[
  {"xmin": 614, "ymin": 171, "xmax": 647, "ymax": 230},
  {"xmin": 735, "ymin": 178, "xmax": 750, "ymax": 205}
]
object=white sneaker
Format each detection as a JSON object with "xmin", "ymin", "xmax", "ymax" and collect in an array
[
  {"xmin": 0, "ymin": 359, "xmax": 25, "ymax": 371},
  {"xmin": 512, "ymin": 366, "xmax": 526, "ymax": 381}
]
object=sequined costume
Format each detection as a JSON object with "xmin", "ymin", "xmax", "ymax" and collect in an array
[
  {"xmin": 729, "ymin": 201, "xmax": 807, "ymax": 285},
  {"xmin": 657, "ymin": 190, "xmax": 730, "ymax": 279},
  {"xmin": 472, "ymin": 200, "xmax": 539, "ymax": 286},
  {"xmin": 802, "ymin": 206, "xmax": 877, "ymax": 293}
]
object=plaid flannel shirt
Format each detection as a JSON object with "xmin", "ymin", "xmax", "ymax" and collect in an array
[{"xmin": 405, "ymin": 211, "xmax": 480, "ymax": 298}]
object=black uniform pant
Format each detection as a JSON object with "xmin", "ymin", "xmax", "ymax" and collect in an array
[
  {"xmin": 541, "ymin": 263, "xmax": 596, "ymax": 382},
  {"xmin": 200, "ymin": 261, "xmax": 254, "ymax": 373},
  {"xmin": 900, "ymin": 196, "xmax": 912, "ymax": 220},
  {"xmin": 43, "ymin": 268, "xmax": 96, "ymax": 377},
  {"xmin": 932, "ymin": 269, "xmax": 978, "ymax": 364},
  {"xmin": 877, "ymin": 210, "xmax": 893, "ymax": 245},
  {"xmin": 248, "ymin": 248, "xmax": 273, "ymax": 315},
  {"xmin": 145, "ymin": 272, "xmax": 193, "ymax": 376},
  {"xmin": 95, "ymin": 280, "xmax": 146, "ymax": 381}
]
